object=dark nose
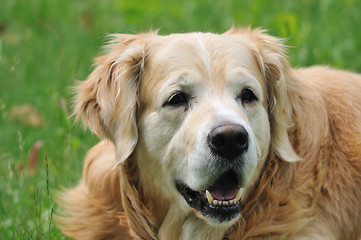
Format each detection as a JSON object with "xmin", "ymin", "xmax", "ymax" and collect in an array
[{"xmin": 207, "ymin": 124, "xmax": 249, "ymax": 160}]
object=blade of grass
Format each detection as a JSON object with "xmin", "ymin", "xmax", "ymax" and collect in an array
[{"xmin": 152, "ymin": 228, "xmax": 160, "ymax": 240}]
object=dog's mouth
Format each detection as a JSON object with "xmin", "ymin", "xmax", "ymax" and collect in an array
[{"xmin": 176, "ymin": 170, "xmax": 243, "ymax": 223}]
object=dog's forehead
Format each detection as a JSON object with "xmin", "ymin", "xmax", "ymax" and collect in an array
[
  {"xmin": 148, "ymin": 33, "xmax": 258, "ymax": 75},
  {"xmin": 140, "ymin": 33, "xmax": 265, "ymax": 106}
]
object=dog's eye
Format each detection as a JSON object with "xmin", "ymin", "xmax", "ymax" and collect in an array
[
  {"xmin": 239, "ymin": 88, "xmax": 258, "ymax": 105},
  {"xmin": 164, "ymin": 91, "xmax": 189, "ymax": 107}
]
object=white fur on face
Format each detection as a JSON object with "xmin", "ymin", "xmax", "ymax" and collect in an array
[
  {"xmin": 184, "ymin": 98, "xmax": 269, "ymax": 191},
  {"xmin": 136, "ymin": 33, "xmax": 271, "ymax": 226},
  {"xmin": 194, "ymin": 34, "xmax": 212, "ymax": 73}
]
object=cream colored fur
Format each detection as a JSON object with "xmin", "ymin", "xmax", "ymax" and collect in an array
[{"xmin": 57, "ymin": 28, "xmax": 361, "ymax": 240}]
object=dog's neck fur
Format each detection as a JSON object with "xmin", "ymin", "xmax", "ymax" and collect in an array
[{"xmin": 158, "ymin": 203, "xmax": 233, "ymax": 240}]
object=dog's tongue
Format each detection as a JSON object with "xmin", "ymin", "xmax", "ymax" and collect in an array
[{"xmin": 208, "ymin": 171, "xmax": 239, "ymax": 201}]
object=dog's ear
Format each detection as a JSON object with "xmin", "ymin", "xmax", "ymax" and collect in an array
[
  {"xmin": 251, "ymin": 29, "xmax": 300, "ymax": 162},
  {"xmin": 228, "ymin": 27, "xmax": 300, "ymax": 162},
  {"xmin": 73, "ymin": 34, "xmax": 149, "ymax": 164}
]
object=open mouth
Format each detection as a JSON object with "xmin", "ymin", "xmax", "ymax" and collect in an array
[{"xmin": 176, "ymin": 170, "xmax": 243, "ymax": 223}]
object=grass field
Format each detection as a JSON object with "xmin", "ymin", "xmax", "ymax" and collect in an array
[{"xmin": 0, "ymin": 0, "xmax": 360, "ymax": 239}]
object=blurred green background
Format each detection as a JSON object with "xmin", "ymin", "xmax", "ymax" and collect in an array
[{"xmin": 0, "ymin": 0, "xmax": 360, "ymax": 239}]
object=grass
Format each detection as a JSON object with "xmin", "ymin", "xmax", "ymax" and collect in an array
[{"xmin": 0, "ymin": 0, "xmax": 360, "ymax": 239}]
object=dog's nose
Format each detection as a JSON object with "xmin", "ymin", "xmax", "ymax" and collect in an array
[{"xmin": 207, "ymin": 124, "xmax": 249, "ymax": 160}]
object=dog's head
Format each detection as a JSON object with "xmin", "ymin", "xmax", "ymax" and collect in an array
[{"xmin": 74, "ymin": 28, "xmax": 299, "ymax": 227}]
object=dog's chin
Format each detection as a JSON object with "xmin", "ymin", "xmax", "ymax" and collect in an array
[{"xmin": 176, "ymin": 170, "xmax": 244, "ymax": 224}]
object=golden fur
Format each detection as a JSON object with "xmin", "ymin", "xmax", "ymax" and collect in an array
[{"xmin": 57, "ymin": 28, "xmax": 361, "ymax": 240}]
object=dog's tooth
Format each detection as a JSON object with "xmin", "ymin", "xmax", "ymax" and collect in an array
[
  {"xmin": 208, "ymin": 194, "xmax": 239, "ymax": 206},
  {"xmin": 236, "ymin": 188, "xmax": 242, "ymax": 202},
  {"xmin": 206, "ymin": 190, "xmax": 214, "ymax": 204}
]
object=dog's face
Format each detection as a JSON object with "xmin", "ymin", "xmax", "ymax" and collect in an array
[
  {"xmin": 74, "ymin": 29, "xmax": 299, "ymax": 227},
  {"xmin": 137, "ymin": 33, "xmax": 271, "ymax": 224}
]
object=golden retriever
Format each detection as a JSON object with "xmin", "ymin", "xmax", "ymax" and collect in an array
[{"xmin": 57, "ymin": 27, "xmax": 361, "ymax": 240}]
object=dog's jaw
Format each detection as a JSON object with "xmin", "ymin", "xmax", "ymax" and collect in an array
[
  {"xmin": 175, "ymin": 170, "xmax": 244, "ymax": 224},
  {"xmin": 158, "ymin": 198, "xmax": 236, "ymax": 240}
]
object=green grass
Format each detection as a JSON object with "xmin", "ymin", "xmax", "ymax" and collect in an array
[{"xmin": 0, "ymin": 0, "xmax": 360, "ymax": 239}]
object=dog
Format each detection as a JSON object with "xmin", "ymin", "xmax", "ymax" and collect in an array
[{"xmin": 57, "ymin": 27, "xmax": 361, "ymax": 240}]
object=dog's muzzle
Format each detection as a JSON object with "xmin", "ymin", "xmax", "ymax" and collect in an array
[{"xmin": 176, "ymin": 124, "xmax": 249, "ymax": 223}]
